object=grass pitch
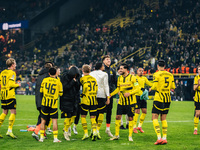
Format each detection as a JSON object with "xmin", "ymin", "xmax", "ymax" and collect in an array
[{"xmin": 0, "ymin": 95, "xmax": 198, "ymax": 150}]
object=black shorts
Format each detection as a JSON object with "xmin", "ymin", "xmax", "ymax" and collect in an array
[
  {"xmin": 135, "ymin": 96, "xmax": 147, "ymax": 109},
  {"xmin": 41, "ymin": 106, "xmax": 58, "ymax": 119},
  {"xmin": 152, "ymin": 101, "xmax": 171, "ymax": 114},
  {"xmin": 116, "ymin": 104, "xmax": 135, "ymax": 117},
  {"xmin": 1, "ymin": 99, "xmax": 16, "ymax": 109},
  {"xmin": 81, "ymin": 104, "xmax": 97, "ymax": 116},
  {"xmin": 97, "ymin": 98, "xmax": 107, "ymax": 113},
  {"xmin": 195, "ymin": 101, "xmax": 200, "ymax": 110}
]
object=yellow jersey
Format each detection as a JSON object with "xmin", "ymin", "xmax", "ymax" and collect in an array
[
  {"xmin": 80, "ymin": 75, "xmax": 98, "ymax": 106},
  {"xmin": 194, "ymin": 75, "xmax": 200, "ymax": 102},
  {"xmin": 151, "ymin": 70, "xmax": 175, "ymax": 103},
  {"xmin": 40, "ymin": 77, "xmax": 63, "ymax": 108},
  {"xmin": 111, "ymin": 74, "xmax": 140, "ymax": 105},
  {"xmin": 0, "ymin": 69, "xmax": 19, "ymax": 100},
  {"xmin": 136, "ymin": 75, "xmax": 153, "ymax": 96}
]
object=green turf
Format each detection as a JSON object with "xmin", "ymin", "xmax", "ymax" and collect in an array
[{"xmin": 0, "ymin": 95, "xmax": 198, "ymax": 150}]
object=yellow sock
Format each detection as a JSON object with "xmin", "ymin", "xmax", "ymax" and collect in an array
[
  {"xmin": 97, "ymin": 113, "xmax": 104, "ymax": 131},
  {"xmin": 194, "ymin": 117, "xmax": 199, "ymax": 130},
  {"xmin": 81, "ymin": 117, "xmax": 88, "ymax": 134},
  {"xmin": 133, "ymin": 113, "xmax": 139, "ymax": 128},
  {"xmin": 0, "ymin": 113, "xmax": 6, "ymax": 127},
  {"xmin": 90, "ymin": 118, "xmax": 97, "ymax": 134},
  {"xmin": 40, "ymin": 130, "xmax": 45, "ymax": 139},
  {"xmin": 129, "ymin": 120, "xmax": 134, "ymax": 137},
  {"xmin": 70, "ymin": 116, "xmax": 76, "ymax": 126},
  {"xmin": 47, "ymin": 118, "xmax": 52, "ymax": 128},
  {"xmin": 115, "ymin": 120, "xmax": 121, "ymax": 136},
  {"xmin": 8, "ymin": 114, "xmax": 16, "ymax": 131},
  {"xmin": 162, "ymin": 120, "xmax": 168, "ymax": 140},
  {"xmin": 138, "ymin": 113, "xmax": 146, "ymax": 127},
  {"xmin": 53, "ymin": 130, "xmax": 58, "ymax": 139},
  {"xmin": 64, "ymin": 118, "xmax": 71, "ymax": 132},
  {"xmin": 153, "ymin": 119, "xmax": 161, "ymax": 140}
]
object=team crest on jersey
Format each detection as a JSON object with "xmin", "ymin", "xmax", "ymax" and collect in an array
[
  {"xmin": 110, "ymin": 71, "xmax": 113, "ymax": 75},
  {"xmin": 135, "ymin": 105, "xmax": 138, "ymax": 108},
  {"xmin": 132, "ymin": 107, "xmax": 135, "ymax": 113}
]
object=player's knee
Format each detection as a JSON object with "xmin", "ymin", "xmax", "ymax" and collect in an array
[
  {"xmin": 135, "ymin": 109, "xmax": 140, "ymax": 114},
  {"xmin": 142, "ymin": 109, "xmax": 147, "ymax": 114}
]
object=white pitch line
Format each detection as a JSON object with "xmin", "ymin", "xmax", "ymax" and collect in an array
[{"xmin": 0, "ymin": 120, "xmax": 194, "ymax": 127}]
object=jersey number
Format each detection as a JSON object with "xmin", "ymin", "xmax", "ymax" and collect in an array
[
  {"xmin": 2, "ymin": 76, "xmax": 6, "ymax": 86},
  {"xmin": 87, "ymin": 81, "xmax": 96, "ymax": 91},
  {"xmin": 164, "ymin": 77, "xmax": 169, "ymax": 88},
  {"xmin": 45, "ymin": 83, "xmax": 56, "ymax": 94}
]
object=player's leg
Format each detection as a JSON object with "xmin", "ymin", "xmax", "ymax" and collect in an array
[
  {"xmin": 52, "ymin": 114, "xmax": 61, "ymax": 143},
  {"xmin": 0, "ymin": 109, "xmax": 8, "ymax": 138},
  {"xmin": 89, "ymin": 105, "xmax": 98, "ymax": 141},
  {"xmin": 106, "ymin": 97, "xmax": 113, "ymax": 136},
  {"xmin": 62, "ymin": 112, "xmax": 71, "ymax": 141},
  {"xmin": 97, "ymin": 98, "xmax": 106, "ymax": 138},
  {"xmin": 32, "ymin": 109, "xmax": 41, "ymax": 140},
  {"xmin": 110, "ymin": 104, "xmax": 122, "ymax": 140},
  {"xmin": 81, "ymin": 104, "xmax": 89, "ymax": 140},
  {"xmin": 133, "ymin": 96, "xmax": 141, "ymax": 133},
  {"xmin": 39, "ymin": 118, "xmax": 46, "ymax": 142},
  {"xmin": 194, "ymin": 102, "xmax": 200, "ymax": 135},
  {"xmin": 160, "ymin": 114, "xmax": 168, "ymax": 144},
  {"xmin": 127, "ymin": 104, "xmax": 134, "ymax": 141},
  {"xmin": 6, "ymin": 109, "xmax": 17, "ymax": 138},
  {"xmin": 6, "ymin": 99, "xmax": 17, "ymax": 138},
  {"xmin": 152, "ymin": 101, "xmax": 163, "ymax": 145},
  {"xmin": 47, "ymin": 118, "xmax": 52, "ymax": 133},
  {"xmin": 137, "ymin": 100, "xmax": 147, "ymax": 133},
  {"xmin": 73, "ymin": 104, "xmax": 81, "ymax": 135}
]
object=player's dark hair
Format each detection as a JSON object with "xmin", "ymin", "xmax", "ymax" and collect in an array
[
  {"xmin": 95, "ymin": 62, "xmax": 103, "ymax": 70},
  {"xmin": 44, "ymin": 61, "xmax": 54, "ymax": 68},
  {"xmin": 121, "ymin": 63, "xmax": 129, "ymax": 70},
  {"xmin": 158, "ymin": 60, "xmax": 165, "ymax": 67},
  {"xmin": 49, "ymin": 67, "xmax": 56, "ymax": 75}
]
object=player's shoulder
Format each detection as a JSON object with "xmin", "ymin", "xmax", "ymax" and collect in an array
[{"xmin": 194, "ymin": 74, "xmax": 200, "ymax": 79}]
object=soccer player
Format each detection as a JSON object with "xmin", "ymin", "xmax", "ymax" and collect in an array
[
  {"xmin": 149, "ymin": 60, "xmax": 175, "ymax": 145},
  {"xmin": 90, "ymin": 62, "xmax": 110, "ymax": 139},
  {"xmin": 109, "ymin": 63, "xmax": 140, "ymax": 141},
  {"xmin": 133, "ymin": 68, "xmax": 152, "ymax": 133},
  {"xmin": 0, "ymin": 58, "xmax": 20, "ymax": 138},
  {"xmin": 47, "ymin": 66, "xmax": 61, "ymax": 133},
  {"xmin": 60, "ymin": 66, "xmax": 81, "ymax": 141},
  {"xmin": 32, "ymin": 62, "xmax": 53, "ymax": 140},
  {"xmin": 80, "ymin": 65, "xmax": 98, "ymax": 141},
  {"xmin": 102, "ymin": 55, "xmax": 117, "ymax": 137},
  {"xmin": 193, "ymin": 65, "xmax": 200, "ymax": 135},
  {"xmin": 39, "ymin": 67, "xmax": 63, "ymax": 142}
]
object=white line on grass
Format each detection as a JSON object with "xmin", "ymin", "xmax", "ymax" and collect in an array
[{"xmin": 1, "ymin": 120, "xmax": 194, "ymax": 127}]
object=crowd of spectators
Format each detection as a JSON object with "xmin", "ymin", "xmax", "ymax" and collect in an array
[{"xmin": 1, "ymin": 0, "xmax": 200, "ymax": 86}]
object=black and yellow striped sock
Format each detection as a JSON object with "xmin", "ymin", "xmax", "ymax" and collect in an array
[
  {"xmin": 161, "ymin": 120, "xmax": 168, "ymax": 140},
  {"xmin": 8, "ymin": 114, "xmax": 16, "ymax": 131},
  {"xmin": 97, "ymin": 113, "xmax": 104, "ymax": 131},
  {"xmin": 194, "ymin": 117, "xmax": 199, "ymax": 130},
  {"xmin": 90, "ymin": 118, "xmax": 97, "ymax": 134},
  {"xmin": 53, "ymin": 130, "xmax": 58, "ymax": 139},
  {"xmin": 81, "ymin": 117, "xmax": 88, "ymax": 135},
  {"xmin": 153, "ymin": 119, "xmax": 161, "ymax": 140},
  {"xmin": 138, "ymin": 113, "xmax": 146, "ymax": 127},
  {"xmin": 115, "ymin": 120, "xmax": 121, "ymax": 136},
  {"xmin": 0, "ymin": 113, "xmax": 6, "ymax": 127}
]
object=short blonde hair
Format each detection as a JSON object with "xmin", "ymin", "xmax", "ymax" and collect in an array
[
  {"xmin": 6, "ymin": 58, "xmax": 15, "ymax": 67},
  {"xmin": 82, "ymin": 64, "xmax": 91, "ymax": 73}
]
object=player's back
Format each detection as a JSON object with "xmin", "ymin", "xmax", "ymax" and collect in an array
[
  {"xmin": 0, "ymin": 69, "xmax": 16, "ymax": 100},
  {"xmin": 153, "ymin": 71, "xmax": 175, "ymax": 103},
  {"xmin": 80, "ymin": 75, "xmax": 98, "ymax": 105},
  {"xmin": 40, "ymin": 77, "xmax": 63, "ymax": 108}
]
